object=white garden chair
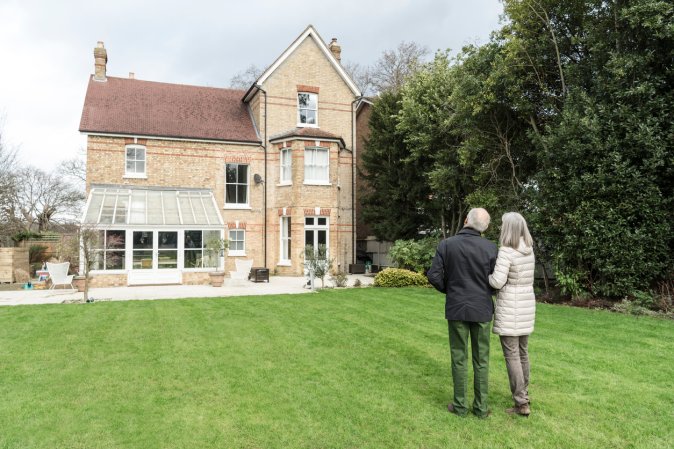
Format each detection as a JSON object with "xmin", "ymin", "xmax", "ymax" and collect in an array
[
  {"xmin": 46, "ymin": 262, "xmax": 75, "ymax": 290},
  {"xmin": 229, "ymin": 259, "xmax": 253, "ymax": 285}
]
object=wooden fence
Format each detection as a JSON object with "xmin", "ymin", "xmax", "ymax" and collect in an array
[{"xmin": 0, "ymin": 248, "xmax": 29, "ymax": 283}]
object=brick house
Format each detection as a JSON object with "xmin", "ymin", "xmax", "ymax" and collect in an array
[{"xmin": 79, "ymin": 25, "xmax": 362, "ymax": 286}]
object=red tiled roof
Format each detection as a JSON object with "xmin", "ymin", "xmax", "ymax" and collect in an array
[
  {"xmin": 269, "ymin": 127, "xmax": 344, "ymax": 144},
  {"xmin": 79, "ymin": 76, "xmax": 260, "ymax": 143}
]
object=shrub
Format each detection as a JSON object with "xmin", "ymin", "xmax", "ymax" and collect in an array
[
  {"xmin": 374, "ymin": 268, "xmax": 430, "ymax": 288},
  {"xmin": 353, "ymin": 278, "xmax": 362, "ymax": 288},
  {"xmin": 29, "ymin": 244, "xmax": 49, "ymax": 264},
  {"xmin": 388, "ymin": 237, "xmax": 439, "ymax": 273}
]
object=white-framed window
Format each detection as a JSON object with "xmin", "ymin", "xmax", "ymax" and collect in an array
[
  {"xmin": 228, "ymin": 229, "xmax": 245, "ymax": 256},
  {"xmin": 225, "ymin": 163, "xmax": 249, "ymax": 206},
  {"xmin": 298, "ymin": 92, "xmax": 317, "ymax": 126},
  {"xmin": 280, "ymin": 148, "xmax": 292, "ymax": 184},
  {"xmin": 125, "ymin": 145, "xmax": 146, "ymax": 177},
  {"xmin": 280, "ymin": 216, "xmax": 291, "ymax": 263},
  {"xmin": 304, "ymin": 147, "xmax": 329, "ymax": 184},
  {"xmin": 184, "ymin": 230, "xmax": 221, "ymax": 269},
  {"xmin": 305, "ymin": 216, "xmax": 329, "ymax": 255},
  {"xmin": 94, "ymin": 230, "xmax": 126, "ymax": 270}
]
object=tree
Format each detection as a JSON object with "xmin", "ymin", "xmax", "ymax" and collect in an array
[
  {"xmin": 11, "ymin": 167, "xmax": 85, "ymax": 233},
  {"xmin": 305, "ymin": 244, "xmax": 333, "ymax": 288},
  {"xmin": 360, "ymin": 90, "xmax": 434, "ymax": 240},
  {"xmin": 369, "ymin": 41, "xmax": 429, "ymax": 94},
  {"xmin": 0, "ymin": 119, "xmax": 20, "ymax": 245},
  {"xmin": 229, "ymin": 64, "xmax": 264, "ymax": 89}
]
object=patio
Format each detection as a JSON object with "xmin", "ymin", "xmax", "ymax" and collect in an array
[{"xmin": 0, "ymin": 274, "xmax": 375, "ymax": 306}]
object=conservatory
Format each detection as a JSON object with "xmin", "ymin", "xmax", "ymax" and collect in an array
[{"xmin": 81, "ymin": 187, "xmax": 224, "ymax": 285}]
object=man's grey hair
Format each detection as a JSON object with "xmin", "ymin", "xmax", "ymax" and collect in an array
[
  {"xmin": 499, "ymin": 212, "xmax": 534, "ymax": 249},
  {"xmin": 465, "ymin": 208, "xmax": 491, "ymax": 233}
]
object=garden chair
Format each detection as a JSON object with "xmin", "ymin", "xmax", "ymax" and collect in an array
[
  {"xmin": 229, "ymin": 259, "xmax": 253, "ymax": 285},
  {"xmin": 46, "ymin": 262, "xmax": 75, "ymax": 290}
]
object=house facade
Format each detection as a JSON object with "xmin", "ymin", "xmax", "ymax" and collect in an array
[{"xmin": 79, "ymin": 26, "xmax": 361, "ymax": 286}]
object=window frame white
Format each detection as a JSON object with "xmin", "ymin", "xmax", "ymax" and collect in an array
[
  {"xmin": 228, "ymin": 229, "xmax": 246, "ymax": 256},
  {"xmin": 280, "ymin": 148, "xmax": 292, "ymax": 185},
  {"xmin": 304, "ymin": 216, "xmax": 329, "ymax": 256},
  {"xmin": 303, "ymin": 147, "xmax": 330, "ymax": 185},
  {"xmin": 124, "ymin": 145, "xmax": 147, "ymax": 178},
  {"xmin": 279, "ymin": 216, "xmax": 292, "ymax": 265},
  {"xmin": 297, "ymin": 92, "xmax": 318, "ymax": 127},
  {"xmin": 224, "ymin": 163, "xmax": 250, "ymax": 208}
]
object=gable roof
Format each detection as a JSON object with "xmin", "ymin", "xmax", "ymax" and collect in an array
[
  {"xmin": 243, "ymin": 25, "xmax": 361, "ymax": 102},
  {"xmin": 79, "ymin": 76, "xmax": 260, "ymax": 144}
]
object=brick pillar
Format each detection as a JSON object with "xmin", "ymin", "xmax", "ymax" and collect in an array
[{"xmin": 94, "ymin": 41, "xmax": 108, "ymax": 81}]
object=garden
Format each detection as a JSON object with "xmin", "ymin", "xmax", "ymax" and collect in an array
[{"xmin": 1, "ymin": 288, "xmax": 672, "ymax": 449}]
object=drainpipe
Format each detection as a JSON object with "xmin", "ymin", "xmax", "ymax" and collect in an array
[
  {"xmin": 351, "ymin": 97, "xmax": 362, "ymax": 265},
  {"xmin": 256, "ymin": 84, "xmax": 268, "ymax": 268}
]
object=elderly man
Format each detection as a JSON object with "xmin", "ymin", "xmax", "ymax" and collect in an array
[{"xmin": 427, "ymin": 208, "xmax": 497, "ymax": 419}]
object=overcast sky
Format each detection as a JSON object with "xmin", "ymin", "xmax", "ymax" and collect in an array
[{"xmin": 0, "ymin": 0, "xmax": 503, "ymax": 171}]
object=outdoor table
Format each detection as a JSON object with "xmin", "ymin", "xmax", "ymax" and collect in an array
[{"xmin": 249, "ymin": 267, "xmax": 270, "ymax": 283}]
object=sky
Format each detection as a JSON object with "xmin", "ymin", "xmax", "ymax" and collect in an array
[{"xmin": 0, "ymin": 0, "xmax": 503, "ymax": 171}]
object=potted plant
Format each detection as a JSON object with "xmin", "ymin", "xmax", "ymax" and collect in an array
[{"xmin": 205, "ymin": 237, "xmax": 229, "ymax": 287}]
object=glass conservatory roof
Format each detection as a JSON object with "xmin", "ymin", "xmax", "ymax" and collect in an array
[{"xmin": 83, "ymin": 188, "xmax": 223, "ymax": 226}]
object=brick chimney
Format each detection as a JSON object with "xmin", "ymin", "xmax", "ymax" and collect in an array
[
  {"xmin": 93, "ymin": 41, "xmax": 108, "ymax": 82},
  {"xmin": 328, "ymin": 38, "xmax": 341, "ymax": 62}
]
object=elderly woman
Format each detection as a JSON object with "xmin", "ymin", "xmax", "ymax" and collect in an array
[{"xmin": 489, "ymin": 212, "xmax": 536, "ymax": 417}]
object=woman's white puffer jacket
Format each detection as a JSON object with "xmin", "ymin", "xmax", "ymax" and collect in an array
[{"xmin": 489, "ymin": 239, "xmax": 536, "ymax": 336}]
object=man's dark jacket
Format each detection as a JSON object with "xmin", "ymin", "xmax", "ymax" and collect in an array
[{"xmin": 427, "ymin": 227, "xmax": 498, "ymax": 322}]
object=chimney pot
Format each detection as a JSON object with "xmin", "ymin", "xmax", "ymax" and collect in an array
[
  {"xmin": 129, "ymin": 72, "xmax": 135, "ymax": 79},
  {"xmin": 328, "ymin": 38, "xmax": 341, "ymax": 63},
  {"xmin": 93, "ymin": 41, "xmax": 108, "ymax": 82}
]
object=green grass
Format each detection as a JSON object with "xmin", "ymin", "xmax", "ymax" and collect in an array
[{"xmin": 0, "ymin": 288, "xmax": 672, "ymax": 449}]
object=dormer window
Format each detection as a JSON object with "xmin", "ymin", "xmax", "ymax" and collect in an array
[
  {"xmin": 298, "ymin": 92, "xmax": 318, "ymax": 126},
  {"xmin": 125, "ymin": 145, "xmax": 146, "ymax": 178}
]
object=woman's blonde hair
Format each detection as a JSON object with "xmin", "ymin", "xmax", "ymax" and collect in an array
[{"xmin": 499, "ymin": 212, "xmax": 533, "ymax": 249}]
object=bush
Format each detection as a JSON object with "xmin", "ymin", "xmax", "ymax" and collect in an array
[
  {"xmin": 330, "ymin": 270, "xmax": 348, "ymax": 288},
  {"xmin": 373, "ymin": 268, "xmax": 430, "ymax": 288},
  {"xmin": 29, "ymin": 244, "xmax": 49, "ymax": 264},
  {"xmin": 388, "ymin": 237, "xmax": 439, "ymax": 273},
  {"xmin": 353, "ymin": 278, "xmax": 362, "ymax": 288}
]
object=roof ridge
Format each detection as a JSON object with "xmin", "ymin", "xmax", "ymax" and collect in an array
[{"xmin": 99, "ymin": 75, "xmax": 247, "ymax": 93}]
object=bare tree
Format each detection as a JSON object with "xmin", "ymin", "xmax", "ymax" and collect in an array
[
  {"xmin": 342, "ymin": 61, "xmax": 374, "ymax": 96},
  {"xmin": 12, "ymin": 167, "xmax": 85, "ymax": 233},
  {"xmin": 0, "ymin": 118, "xmax": 21, "ymax": 245},
  {"xmin": 230, "ymin": 64, "xmax": 264, "ymax": 89},
  {"xmin": 370, "ymin": 41, "xmax": 430, "ymax": 93},
  {"xmin": 57, "ymin": 152, "xmax": 87, "ymax": 186}
]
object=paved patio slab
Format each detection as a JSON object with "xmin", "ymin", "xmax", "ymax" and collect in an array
[{"xmin": 0, "ymin": 275, "xmax": 375, "ymax": 306}]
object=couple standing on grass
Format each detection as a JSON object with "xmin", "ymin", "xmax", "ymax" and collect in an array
[{"xmin": 427, "ymin": 208, "xmax": 536, "ymax": 419}]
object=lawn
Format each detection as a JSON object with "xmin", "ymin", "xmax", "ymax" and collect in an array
[{"xmin": 0, "ymin": 288, "xmax": 672, "ymax": 449}]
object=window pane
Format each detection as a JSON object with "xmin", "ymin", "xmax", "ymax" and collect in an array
[
  {"xmin": 298, "ymin": 93, "xmax": 310, "ymax": 107},
  {"xmin": 130, "ymin": 191, "xmax": 146, "ymax": 224},
  {"xmin": 237, "ymin": 165, "xmax": 248, "ymax": 183},
  {"xmin": 305, "ymin": 110, "xmax": 316, "ymax": 124},
  {"xmin": 126, "ymin": 160, "xmax": 135, "ymax": 173},
  {"xmin": 114, "ymin": 197, "xmax": 128, "ymax": 224},
  {"xmin": 158, "ymin": 250, "xmax": 177, "ymax": 269},
  {"xmin": 184, "ymin": 249, "xmax": 202, "ymax": 268},
  {"xmin": 107, "ymin": 230, "xmax": 126, "ymax": 249},
  {"xmin": 147, "ymin": 191, "xmax": 163, "ymax": 224},
  {"xmin": 185, "ymin": 230, "xmax": 202, "ymax": 249},
  {"xmin": 126, "ymin": 147, "xmax": 135, "ymax": 158},
  {"xmin": 226, "ymin": 164, "xmax": 237, "ymax": 183},
  {"xmin": 299, "ymin": 110, "xmax": 308, "ymax": 123},
  {"xmin": 236, "ymin": 185, "xmax": 247, "ymax": 204},
  {"xmin": 136, "ymin": 161, "xmax": 145, "ymax": 174},
  {"xmin": 305, "ymin": 230, "xmax": 313, "ymax": 247},
  {"xmin": 93, "ymin": 250, "xmax": 104, "ymax": 270},
  {"xmin": 136, "ymin": 148, "xmax": 145, "ymax": 161},
  {"xmin": 106, "ymin": 251, "xmax": 125, "ymax": 270},
  {"xmin": 85, "ymin": 192, "xmax": 103, "ymax": 223},
  {"xmin": 159, "ymin": 232, "xmax": 177, "ymax": 249},
  {"xmin": 318, "ymin": 230, "xmax": 327, "ymax": 246},
  {"xmin": 318, "ymin": 218, "xmax": 327, "ymax": 226},
  {"xmin": 204, "ymin": 230, "xmax": 220, "ymax": 244},
  {"xmin": 305, "ymin": 217, "xmax": 314, "ymax": 225},
  {"xmin": 133, "ymin": 231, "xmax": 152, "ymax": 249},
  {"xmin": 226, "ymin": 185, "xmax": 237, "ymax": 203},
  {"xmin": 133, "ymin": 251, "xmax": 153, "ymax": 269}
]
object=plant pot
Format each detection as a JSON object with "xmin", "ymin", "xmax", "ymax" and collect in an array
[
  {"xmin": 208, "ymin": 271, "xmax": 225, "ymax": 287},
  {"xmin": 73, "ymin": 276, "xmax": 86, "ymax": 292}
]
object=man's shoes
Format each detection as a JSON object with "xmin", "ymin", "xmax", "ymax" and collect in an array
[
  {"xmin": 506, "ymin": 404, "xmax": 531, "ymax": 417},
  {"xmin": 447, "ymin": 403, "xmax": 466, "ymax": 417}
]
